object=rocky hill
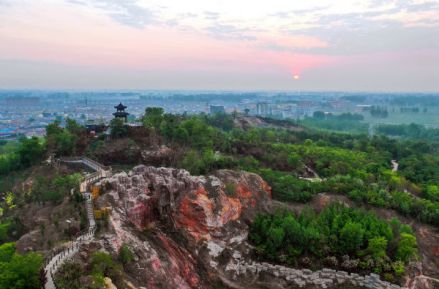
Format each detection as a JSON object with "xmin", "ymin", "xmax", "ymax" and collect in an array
[
  {"xmin": 89, "ymin": 165, "xmax": 271, "ymax": 288},
  {"xmin": 56, "ymin": 165, "xmax": 436, "ymax": 289}
]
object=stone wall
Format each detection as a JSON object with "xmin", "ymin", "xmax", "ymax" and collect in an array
[{"xmin": 229, "ymin": 258, "xmax": 408, "ymax": 289}]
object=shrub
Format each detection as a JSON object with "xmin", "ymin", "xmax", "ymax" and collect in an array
[{"xmin": 118, "ymin": 244, "xmax": 134, "ymax": 265}]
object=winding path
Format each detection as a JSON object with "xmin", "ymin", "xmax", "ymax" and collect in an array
[
  {"xmin": 391, "ymin": 159, "xmax": 399, "ymax": 172},
  {"xmin": 44, "ymin": 157, "xmax": 111, "ymax": 289}
]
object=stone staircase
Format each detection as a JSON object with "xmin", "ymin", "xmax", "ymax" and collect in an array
[{"xmin": 43, "ymin": 157, "xmax": 109, "ymax": 289}]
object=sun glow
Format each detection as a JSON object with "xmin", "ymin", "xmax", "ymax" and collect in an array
[{"xmin": 293, "ymin": 74, "xmax": 300, "ymax": 80}]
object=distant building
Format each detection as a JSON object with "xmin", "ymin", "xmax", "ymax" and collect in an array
[
  {"xmin": 210, "ymin": 105, "xmax": 225, "ymax": 114},
  {"xmin": 256, "ymin": 102, "xmax": 270, "ymax": 115},
  {"xmin": 113, "ymin": 102, "xmax": 129, "ymax": 122},
  {"xmin": 85, "ymin": 124, "xmax": 107, "ymax": 134},
  {"xmin": 5, "ymin": 97, "xmax": 40, "ymax": 106},
  {"xmin": 329, "ymin": 100, "xmax": 347, "ymax": 109},
  {"xmin": 356, "ymin": 104, "xmax": 372, "ymax": 112},
  {"xmin": 0, "ymin": 128, "xmax": 17, "ymax": 139}
]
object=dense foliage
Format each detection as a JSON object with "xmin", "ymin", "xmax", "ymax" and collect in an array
[
  {"xmin": 0, "ymin": 137, "xmax": 45, "ymax": 176},
  {"xmin": 54, "ymin": 251, "xmax": 123, "ymax": 289},
  {"xmin": 109, "ymin": 118, "xmax": 128, "ymax": 139},
  {"xmin": 0, "ymin": 242, "xmax": 43, "ymax": 289},
  {"xmin": 376, "ymin": 123, "xmax": 439, "ymax": 141},
  {"xmin": 30, "ymin": 173, "xmax": 82, "ymax": 204},
  {"xmin": 249, "ymin": 204, "xmax": 417, "ymax": 278},
  {"xmin": 136, "ymin": 109, "xmax": 439, "ymax": 227},
  {"xmin": 301, "ymin": 112, "xmax": 368, "ymax": 133}
]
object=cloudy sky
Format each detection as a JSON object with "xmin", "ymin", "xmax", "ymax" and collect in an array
[{"xmin": 0, "ymin": 0, "xmax": 438, "ymax": 91}]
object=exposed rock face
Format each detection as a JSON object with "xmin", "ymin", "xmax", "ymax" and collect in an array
[
  {"xmin": 104, "ymin": 166, "xmax": 270, "ymax": 241},
  {"xmin": 96, "ymin": 165, "xmax": 271, "ymax": 288},
  {"xmin": 93, "ymin": 138, "xmax": 142, "ymax": 165},
  {"xmin": 140, "ymin": 145, "xmax": 174, "ymax": 166},
  {"xmin": 94, "ymin": 166, "xmax": 434, "ymax": 289}
]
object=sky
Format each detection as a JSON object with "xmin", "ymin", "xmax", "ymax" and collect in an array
[{"xmin": 0, "ymin": 0, "xmax": 438, "ymax": 91}]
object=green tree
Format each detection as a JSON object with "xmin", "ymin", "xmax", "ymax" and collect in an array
[
  {"xmin": 90, "ymin": 251, "xmax": 119, "ymax": 275},
  {"xmin": 89, "ymin": 251, "xmax": 121, "ymax": 287},
  {"xmin": 180, "ymin": 150, "xmax": 205, "ymax": 175},
  {"xmin": 55, "ymin": 130, "xmax": 76, "ymax": 156},
  {"xmin": 266, "ymin": 226, "xmax": 285, "ymax": 257},
  {"xmin": 118, "ymin": 244, "xmax": 134, "ymax": 265},
  {"xmin": 364, "ymin": 237, "xmax": 388, "ymax": 260},
  {"xmin": 339, "ymin": 222, "xmax": 365, "ymax": 254},
  {"xmin": 54, "ymin": 262, "xmax": 83, "ymax": 289},
  {"xmin": 425, "ymin": 185, "xmax": 439, "ymax": 202},
  {"xmin": 0, "ymin": 222, "xmax": 10, "ymax": 242},
  {"xmin": 45, "ymin": 120, "xmax": 77, "ymax": 156},
  {"xmin": 17, "ymin": 137, "xmax": 45, "ymax": 167},
  {"xmin": 0, "ymin": 242, "xmax": 16, "ymax": 262},
  {"xmin": 65, "ymin": 118, "xmax": 84, "ymax": 135},
  {"xmin": 143, "ymin": 107, "xmax": 164, "ymax": 129},
  {"xmin": 46, "ymin": 120, "xmax": 63, "ymax": 137},
  {"xmin": 0, "ymin": 248, "xmax": 43, "ymax": 289},
  {"xmin": 396, "ymin": 233, "xmax": 418, "ymax": 262},
  {"xmin": 109, "ymin": 118, "xmax": 128, "ymax": 139}
]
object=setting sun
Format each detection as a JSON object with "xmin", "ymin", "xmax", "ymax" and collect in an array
[{"xmin": 293, "ymin": 74, "xmax": 300, "ymax": 80}]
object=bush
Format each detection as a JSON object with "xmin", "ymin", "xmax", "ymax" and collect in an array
[
  {"xmin": 118, "ymin": 244, "xmax": 134, "ymax": 265},
  {"xmin": 109, "ymin": 118, "xmax": 128, "ymax": 139},
  {"xmin": 90, "ymin": 252, "xmax": 121, "ymax": 282},
  {"xmin": 31, "ymin": 173, "xmax": 82, "ymax": 203},
  {"xmin": 54, "ymin": 262, "xmax": 83, "ymax": 289},
  {"xmin": 249, "ymin": 203, "xmax": 417, "ymax": 277},
  {"xmin": 0, "ymin": 243, "xmax": 43, "ymax": 289},
  {"xmin": 396, "ymin": 233, "xmax": 418, "ymax": 263}
]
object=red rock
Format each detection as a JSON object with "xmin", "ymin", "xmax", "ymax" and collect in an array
[{"xmin": 100, "ymin": 166, "xmax": 272, "ymax": 288}]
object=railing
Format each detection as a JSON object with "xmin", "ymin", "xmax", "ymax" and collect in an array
[
  {"xmin": 58, "ymin": 156, "xmax": 112, "ymax": 173},
  {"xmin": 45, "ymin": 226, "xmax": 96, "ymax": 289},
  {"xmin": 44, "ymin": 157, "xmax": 110, "ymax": 289}
]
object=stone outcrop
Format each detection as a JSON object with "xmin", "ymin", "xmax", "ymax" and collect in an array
[
  {"xmin": 102, "ymin": 165, "xmax": 271, "ymax": 242},
  {"xmin": 95, "ymin": 165, "xmax": 271, "ymax": 289},
  {"xmin": 92, "ymin": 165, "xmax": 424, "ymax": 289},
  {"xmin": 140, "ymin": 145, "xmax": 174, "ymax": 166}
]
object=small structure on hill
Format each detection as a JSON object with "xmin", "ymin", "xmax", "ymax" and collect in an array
[{"xmin": 113, "ymin": 102, "xmax": 129, "ymax": 122}]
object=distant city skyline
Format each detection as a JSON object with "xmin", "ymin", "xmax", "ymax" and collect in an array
[{"xmin": 0, "ymin": 0, "xmax": 438, "ymax": 92}]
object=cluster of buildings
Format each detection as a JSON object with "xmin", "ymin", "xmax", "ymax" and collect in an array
[
  {"xmin": 1, "ymin": 90, "xmax": 389, "ymax": 140},
  {"xmin": 208, "ymin": 100, "xmax": 351, "ymax": 119}
]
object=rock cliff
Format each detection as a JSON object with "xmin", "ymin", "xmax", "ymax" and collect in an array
[
  {"xmin": 90, "ymin": 166, "xmax": 437, "ymax": 289},
  {"xmin": 95, "ymin": 165, "xmax": 271, "ymax": 288}
]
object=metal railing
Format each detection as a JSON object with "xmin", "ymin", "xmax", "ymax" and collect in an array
[{"xmin": 58, "ymin": 156, "xmax": 112, "ymax": 172}]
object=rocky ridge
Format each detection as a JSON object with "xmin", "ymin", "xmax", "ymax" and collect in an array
[{"xmin": 89, "ymin": 165, "xmax": 433, "ymax": 289}]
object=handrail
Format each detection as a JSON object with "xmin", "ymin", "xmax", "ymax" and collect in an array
[
  {"xmin": 59, "ymin": 156, "xmax": 111, "ymax": 172},
  {"xmin": 44, "ymin": 157, "xmax": 111, "ymax": 289}
]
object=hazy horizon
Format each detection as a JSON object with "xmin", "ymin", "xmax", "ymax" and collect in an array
[
  {"xmin": 1, "ymin": 88, "xmax": 439, "ymax": 94},
  {"xmin": 1, "ymin": 0, "xmax": 438, "ymax": 92}
]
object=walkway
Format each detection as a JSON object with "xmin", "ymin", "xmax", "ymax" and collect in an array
[
  {"xmin": 44, "ymin": 157, "xmax": 110, "ymax": 289},
  {"xmin": 391, "ymin": 159, "xmax": 399, "ymax": 172}
]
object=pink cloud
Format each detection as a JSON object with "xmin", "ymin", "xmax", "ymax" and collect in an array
[{"xmin": 0, "ymin": 22, "xmax": 336, "ymax": 77}]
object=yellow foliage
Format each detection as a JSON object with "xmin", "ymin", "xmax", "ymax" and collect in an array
[
  {"xmin": 94, "ymin": 207, "xmax": 111, "ymax": 219},
  {"xmin": 91, "ymin": 186, "xmax": 100, "ymax": 200}
]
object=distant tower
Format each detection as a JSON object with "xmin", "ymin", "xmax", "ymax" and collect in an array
[{"xmin": 113, "ymin": 102, "xmax": 129, "ymax": 122}]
